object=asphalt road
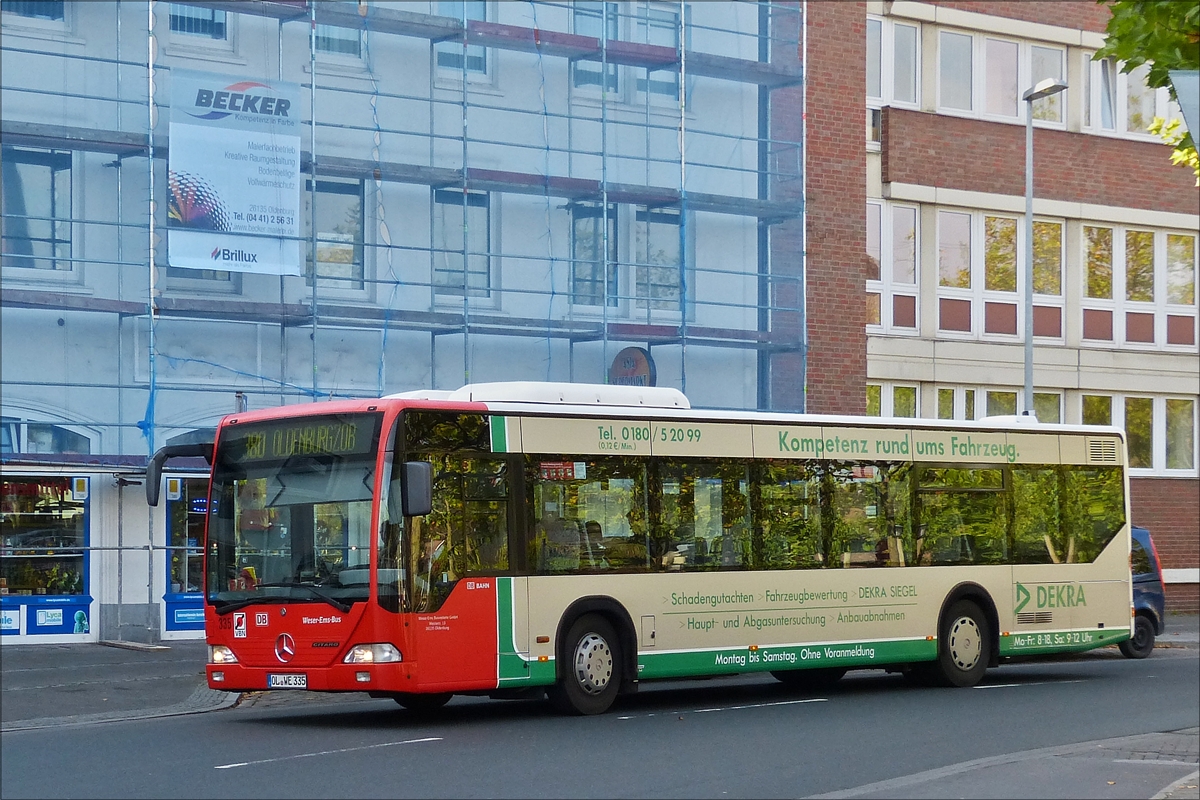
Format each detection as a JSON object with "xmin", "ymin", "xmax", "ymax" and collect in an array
[{"xmin": 2, "ymin": 646, "xmax": 1196, "ymax": 799}]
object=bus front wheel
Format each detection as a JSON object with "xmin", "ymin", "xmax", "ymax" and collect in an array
[
  {"xmin": 392, "ymin": 692, "xmax": 452, "ymax": 713},
  {"xmin": 932, "ymin": 600, "xmax": 990, "ymax": 687},
  {"xmin": 549, "ymin": 614, "xmax": 622, "ymax": 715}
]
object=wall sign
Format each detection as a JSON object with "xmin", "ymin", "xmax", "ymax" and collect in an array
[{"xmin": 608, "ymin": 346, "xmax": 656, "ymax": 387}]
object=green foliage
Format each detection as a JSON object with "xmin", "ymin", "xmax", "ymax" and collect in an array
[{"xmin": 1096, "ymin": 0, "xmax": 1200, "ymax": 180}]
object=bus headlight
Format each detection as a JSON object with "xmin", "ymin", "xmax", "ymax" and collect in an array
[
  {"xmin": 208, "ymin": 645, "xmax": 238, "ymax": 664},
  {"xmin": 343, "ymin": 644, "xmax": 402, "ymax": 664}
]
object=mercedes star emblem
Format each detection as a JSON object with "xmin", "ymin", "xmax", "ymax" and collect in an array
[{"xmin": 275, "ymin": 632, "xmax": 296, "ymax": 663}]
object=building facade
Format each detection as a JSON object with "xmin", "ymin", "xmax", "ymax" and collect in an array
[
  {"xmin": 0, "ymin": 0, "xmax": 1193, "ymax": 644},
  {"xmin": 865, "ymin": 1, "xmax": 1199, "ymax": 609}
]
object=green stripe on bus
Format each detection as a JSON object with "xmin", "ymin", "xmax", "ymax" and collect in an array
[
  {"xmin": 998, "ymin": 627, "xmax": 1127, "ymax": 657},
  {"xmin": 637, "ymin": 638, "xmax": 936, "ymax": 680},
  {"xmin": 497, "ymin": 577, "xmax": 535, "ymax": 685},
  {"xmin": 490, "ymin": 416, "xmax": 507, "ymax": 453}
]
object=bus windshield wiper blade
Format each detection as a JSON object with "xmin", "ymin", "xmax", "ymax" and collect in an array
[
  {"xmin": 253, "ymin": 582, "xmax": 353, "ymax": 614},
  {"xmin": 212, "ymin": 595, "xmax": 288, "ymax": 615}
]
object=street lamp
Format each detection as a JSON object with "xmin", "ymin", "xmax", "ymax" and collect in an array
[{"xmin": 1022, "ymin": 77, "xmax": 1068, "ymax": 418}]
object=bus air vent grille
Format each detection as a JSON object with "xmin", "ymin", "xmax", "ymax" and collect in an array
[
  {"xmin": 1016, "ymin": 612, "xmax": 1053, "ymax": 625},
  {"xmin": 1086, "ymin": 438, "xmax": 1118, "ymax": 464}
]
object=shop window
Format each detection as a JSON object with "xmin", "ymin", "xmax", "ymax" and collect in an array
[
  {"xmin": 304, "ymin": 177, "xmax": 364, "ymax": 290},
  {"xmin": 634, "ymin": 206, "xmax": 681, "ymax": 311},
  {"xmin": 436, "ymin": 1, "xmax": 488, "ymax": 74},
  {"xmin": 571, "ymin": 203, "xmax": 618, "ymax": 307},
  {"xmin": 0, "ymin": 476, "xmax": 86, "ymax": 598},
  {"xmin": 573, "ymin": 1, "xmax": 619, "ymax": 92},
  {"xmin": 1, "ymin": 146, "xmax": 72, "ymax": 272},
  {"xmin": 166, "ymin": 478, "xmax": 207, "ymax": 595},
  {"xmin": 168, "ymin": 4, "xmax": 225, "ymax": 39},
  {"xmin": 433, "ymin": 189, "xmax": 490, "ymax": 297},
  {"xmin": 0, "ymin": 419, "xmax": 91, "ymax": 454}
]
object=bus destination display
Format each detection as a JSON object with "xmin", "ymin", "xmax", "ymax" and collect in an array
[{"xmin": 221, "ymin": 414, "xmax": 378, "ymax": 462}]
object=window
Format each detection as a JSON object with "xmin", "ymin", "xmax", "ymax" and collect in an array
[
  {"xmin": 304, "ymin": 178, "xmax": 365, "ymax": 290},
  {"xmin": 936, "ymin": 209, "xmax": 1064, "ymax": 340},
  {"xmin": 1084, "ymin": 54, "xmax": 1177, "ymax": 138},
  {"xmin": 866, "ymin": 202, "xmax": 918, "ymax": 333},
  {"xmin": 436, "ymin": 1, "xmax": 487, "ymax": 74},
  {"xmin": 571, "ymin": 204, "xmax": 618, "ymax": 307},
  {"xmin": 1, "ymin": 1, "xmax": 63, "ymax": 20},
  {"xmin": 1081, "ymin": 394, "xmax": 1197, "ymax": 475},
  {"xmin": 315, "ymin": 24, "xmax": 360, "ymax": 56},
  {"xmin": 1, "ymin": 477, "xmax": 86, "ymax": 600},
  {"xmin": 433, "ymin": 189, "xmax": 490, "ymax": 297},
  {"xmin": 1082, "ymin": 226, "xmax": 1197, "ymax": 349},
  {"xmin": 0, "ymin": 418, "xmax": 90, "ymax": 454},
  {"xmin": 938, "ymin": 30, "xmax": 1066, "ymax": 126},
  {"xmin": 168, "ymin": 4, "xmax": 226, "ymax": 39},
  {"xmin": 1033, "ymin": 393, "xmax": 1062, "ymax": 423},
  {"xmin": 634, "ymin": 206, "xmax": 680, "ymax": 311},
  {"xmin": 985, "ymin": 390, "xmax": 1017, "ymax": 416},
  {"xmin": 573, "ymin": 1, "xmax": 619, "ymax": 91},
  {"xmin": 865, "ymin": 383, "xmax": 919, "ymax": 417},
  {"xmin": 635, "ymin": 3, "xmax": 686, "ymax": 101},
  {"xmin": 1, "ymin": 147, "xmax": 71, "ymax": 272}
]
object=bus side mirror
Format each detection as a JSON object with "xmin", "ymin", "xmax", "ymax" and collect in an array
[{"xmin": 401, "ymin": 461, "xmax": 432, "ymax": 517}]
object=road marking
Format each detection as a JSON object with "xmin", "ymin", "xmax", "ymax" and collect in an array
[
  {"xmin": 974, "ymin": 679, "xmax": 1086, "ymax": 689},
  {"xmin": 1113, "ymin": 759, "xmax": 1200, "ymax": 766},
  {"xmin": 617, "ymin": 697, "xmax": 826, "ymax": 720},
  {"xmin": 214, "ymin": 737, "xmax": 442, "ymax": 769}
]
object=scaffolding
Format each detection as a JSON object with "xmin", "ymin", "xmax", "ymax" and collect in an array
[{"xmin": 0, "ymin": 0, "xmax": 806, "ymax": 457}]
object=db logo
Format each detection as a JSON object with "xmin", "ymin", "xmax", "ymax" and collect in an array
[
  {"xmin": 233, "ymin": 612, "xmax": 247, "ymax": 638},
  {"xmin": 466, "ymin": 581, "xmax": 490, "ymax": 590}
]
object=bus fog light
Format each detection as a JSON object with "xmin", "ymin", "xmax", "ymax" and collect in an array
[
  {"xmin": 212, "ymin": 671, "xmax": 225, "ymax": 682},
  {"xmin": 209, "ymin": 645, "xmax": 238, "ymax": 664},
  {"xmin": 356, "ymin": 671, "xmax": 371, "ymax": 682},
  {"xmin": 343, "ymin": 644, "xmax": 402, "ymax": 664}
]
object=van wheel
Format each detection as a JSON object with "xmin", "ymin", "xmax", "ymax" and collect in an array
[
  {"xmin": 771, "ymin": 668, "xmax": 846, "ymax": 690},
  {"xmin": 549, "ymin": 614, "xmax": 622, "ymax": 715},
  {"xmin": 1119, "ymin": 615, "xmax": 1156, "ymax": 659},
  {"xmin": 932, "ymin": 600, "xmax": 990, "ymax": 687},
  {"xmin": 393, "ymin": 692, "xmax": 452, "ymax": 712}
]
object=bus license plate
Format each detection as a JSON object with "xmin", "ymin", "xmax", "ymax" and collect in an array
[{"xmin": 268, "ymin": 673, "xmax": 307, "ymax": 689}]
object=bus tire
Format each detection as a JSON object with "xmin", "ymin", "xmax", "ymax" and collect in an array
[
  {"xmin": 1119, "ymin": 615, "xmax": 1155, "ymax": 659},
  {"xmin": 549, "ymin": 614, "xmax": 622, "ymax": 715},
  {"xmin": 771, "ymin": 667, "xmax": 846, "ymax": 690},
  {"xmin": 933, "ymin": 600, "xmax": 990, "ymax": 687},
  {"xmin": 393, "ymin": 692, "xmax": 452, "ymax": 713}
]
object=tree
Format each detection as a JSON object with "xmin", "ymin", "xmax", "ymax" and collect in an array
[{"xmin": 1096, "ymin": 1, "xmax": 1200, "ymax": 182}]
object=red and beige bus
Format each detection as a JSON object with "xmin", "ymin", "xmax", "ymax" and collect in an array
[{"xmin": 148, "ymin": 381, "xmax": 1133, "ymax": 715}]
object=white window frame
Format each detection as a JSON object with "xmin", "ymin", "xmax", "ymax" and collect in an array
[
  {"xmin": 1081, "ymin": 226, "xmax": 1199, "ymax": 352},
  {"xmin": 936, "ymin": 28, "xmax": 1067, "ymax": 130},
  {"xmin": 866, "ymin": 200, "xmax": 920, "ymax": 336},
  {"xmin": 866, "ymin": 382, "xmax": 920, "ymax": 418},
  {"xmin": 435, "ymin": 1, "xmax": 492, "ymax": 83},
  {"xmin": 1, "ymin": 146, "xmax": 82, "ymax": 287},
  {"xmin": 867, "ymin": 15, "xmax": 921, "ymax": 147},
  {"xmin": 1080, "ymin": 393, "xmax": 1199, "ymax": 477},
  {"xmin": 572, "ymin": 1, "xmax": 621, "ymax": 95},
  {"xmin": 1082, "ymin": 53, "xmax": 1179, "ymax": 140}
]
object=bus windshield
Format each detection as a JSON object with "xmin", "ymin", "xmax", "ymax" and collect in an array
[{"xmin": 205, "ymin": 412, "xmax": 382, "ymax": 614}]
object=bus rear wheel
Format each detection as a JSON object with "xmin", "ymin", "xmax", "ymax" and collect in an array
[
  {"xmin": 549, "ymin": 614, "xmax": 622, "ymax": 715},
  {"xmin": 393, "ymin": 692, "xmax": 452, "ymax": 713},
  {"xmin": 932, "ymin": 600, "xmax": 990, "ymax": 687},
  {"xmin": 771, "ymin": 667, "xmax": 846, "ymax": 690}
]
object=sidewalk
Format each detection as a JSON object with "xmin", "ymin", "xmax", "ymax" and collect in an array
[{"xmin": 0, "ymin": 638, "xmax": 236, "ymax": 732}]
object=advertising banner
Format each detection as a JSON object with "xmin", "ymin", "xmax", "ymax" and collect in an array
[{"xmin": 168, "ymin": 70, "xmax": 302, "ymax": 275}]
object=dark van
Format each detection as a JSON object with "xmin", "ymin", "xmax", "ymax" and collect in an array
[{"xmin": 1122, "ymin": 526, "xmax": 1166, "ymax": 659}]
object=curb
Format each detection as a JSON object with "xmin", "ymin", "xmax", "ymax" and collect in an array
[
  {"xmin": 1154, "ymin": 769, "xmax": 1200, "ymax": 800},
  {"xmin": 1, "ymin": 685, "xmax": 241, "ymax": 733}
]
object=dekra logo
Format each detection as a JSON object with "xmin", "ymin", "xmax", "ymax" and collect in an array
[{"xmin": 211, "ymin": 247, "xmax": 258, "ymax": 263}]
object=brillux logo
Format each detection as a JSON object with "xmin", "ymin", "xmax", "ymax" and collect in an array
[
  {"xmin": 211, "ymin": 247, "xmax": 258, "ymax": 263},
  {"xmin": 189, "ymin": 81, "xmax": 291, "ymax": 121}
]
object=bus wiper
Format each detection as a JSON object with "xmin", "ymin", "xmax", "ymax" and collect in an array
[
  {"xmin": 213, "ymin": 595, "xmax": 289, "ymax": 616},
  {"xmin": 254, "ymin": 582, "xmax": 353, "ymax": 614}
]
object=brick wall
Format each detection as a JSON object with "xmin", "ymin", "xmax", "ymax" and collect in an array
[
  {"xmin": 781, "ymin": 0, "xmax": 867, "ymax": 415},
  {"xmin": 882, "ymin": 108, "xmax": 1198, "ymax": 214},
  {"xmin": 930, "ymin": 1, "xmax": 1111, "ymax": 33},
  {"xmin": 1130, "ymin": 478, "xmax": 1200, "ymax": 613}
]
